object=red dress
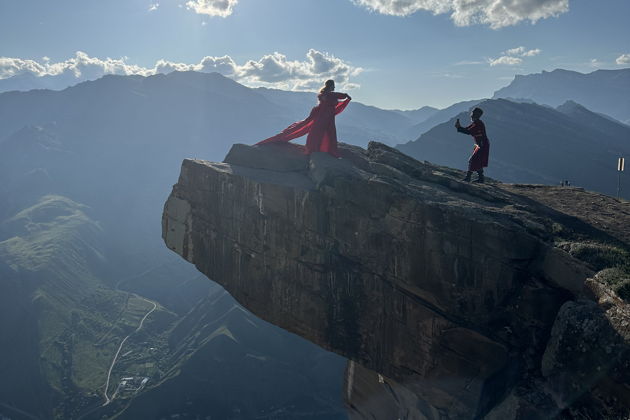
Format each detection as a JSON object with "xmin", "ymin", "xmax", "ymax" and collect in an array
[
  {"xmin": 256, "ymin": 91, "xmax": 351, "ymax": 157},
  {"xmin": 457, "ymin": 120, "xmax": 490, "ymax": 171}
]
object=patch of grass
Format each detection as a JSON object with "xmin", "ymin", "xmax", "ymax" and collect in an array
[
  {"xmin": 0, "ymin": 195, "xmax": 175, "ymax": 402},
  {"xmin": 567, "ymin": 242, "xmax": 630, "ymax": 272},
  {"xmin": 597, "ymin": 268, "xmax": 630, "ymax": 302},
  {"xmin": 618, "ymin": 282, "xmax": 630, "ymax": 301},
  {"xmin": 561, "ymin": 242, "xmax": 630, "ymax": 303}
]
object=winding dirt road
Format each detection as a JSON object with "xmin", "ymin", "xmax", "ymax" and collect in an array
[{"xmin": 102, "ymin": 296, "xmax": 157, "ymax": 406}]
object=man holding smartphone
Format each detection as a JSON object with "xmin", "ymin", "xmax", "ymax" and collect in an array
[{"xmin": 455, "ymin": 107, "xmax": 490, "ymax": 183}]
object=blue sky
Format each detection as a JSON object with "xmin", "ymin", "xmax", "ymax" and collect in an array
[{"xmin": 1, "ymin": 0, "xmax": 629, "ymax": 109}]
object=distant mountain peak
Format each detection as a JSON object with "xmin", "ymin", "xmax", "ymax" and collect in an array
[
  {"xmin": 556, "ymin": 99, "xmax": 583, "ymax": 112},
  {"xmin": 493, "ymin": 67, "xmax": 630, "ymax": 123},
  {"xmin": 398, "ymin": 97, "xmax": 630, "ymax": 199}
]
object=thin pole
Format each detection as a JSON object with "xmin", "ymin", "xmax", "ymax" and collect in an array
[{"xmin": 617, "ymin": 157, "xmax": 626, "ymax": 200}]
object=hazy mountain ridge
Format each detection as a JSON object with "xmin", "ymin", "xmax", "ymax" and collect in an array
[
  {"xmin": 493, "ymin": 68, "xmax": 630, "ymax": 124},
  {"xmin": 0, "ymin": 71, "xmax": 427, "ymax": 148},
  {"xmin": 556, "ymin": 100, "xmax": 630, "ymax": 140},
  {"xmin": 0, "ymin": 72, "xmax": 349, "ymax": 419},
  {"xmin": 403, "ymin": 98, "xmax": 485, "ymax": 140},
  {"xmin": 2, "ymin": 69, "xmax": 628, "ymax": 418},
  {"xmin": 390, "ymin": 105, "xmax": 439, "ymax": 123},
  {"xmin": 0, "ymin": 71, "xmax": 94, "ymax": 94}
]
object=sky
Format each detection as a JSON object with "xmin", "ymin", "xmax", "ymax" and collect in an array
[{"xmin": 1, "ymin": 0, "xmax": 629, "ymax": 109}]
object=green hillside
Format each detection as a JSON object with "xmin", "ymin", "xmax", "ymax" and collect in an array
[
  {"xmin": 0, "ymin": 195, "xmax": 176, "ymax": 419},
  {"xmin": 0, "ymin": 196, "xmax": 346, "ymax": 420}
]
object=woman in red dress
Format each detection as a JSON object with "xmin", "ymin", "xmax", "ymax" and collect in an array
[
  {"xmin": 455, "ymin": 107, "xmax": 490, "ymax": 183},
  {"xmin": 256, "ymin": 80, "xmax": 351, "ymax": 157}
]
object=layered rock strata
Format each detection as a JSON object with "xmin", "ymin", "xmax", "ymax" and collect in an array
[{"xmin": 163, "ymin": 142, "xmax": 630, "ymax": 419}]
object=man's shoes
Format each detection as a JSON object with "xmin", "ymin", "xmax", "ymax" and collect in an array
[
  {"xmin": 462, "ymin": 173, "xmax": 472, "ymax": 182},
  {"xmin": 473, "ymin": 174, "xmax": 485, "ymax": 183}
]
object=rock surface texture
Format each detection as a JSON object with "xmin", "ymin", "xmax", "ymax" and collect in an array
[{"xmin": 163, "ymin": 142, "xmax": 630, "ymax": 419}]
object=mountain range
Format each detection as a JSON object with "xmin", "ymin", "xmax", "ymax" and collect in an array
[
  {"xmin": 493, "ymin": 68, "xmax": 630, "ymax": 124},
  {"xmin": 0, "ymin": 72, "xmax": 353, "ymax": 419},
  {"xmin": 0, "ymin": 71, "xmax": 87, "ymax": 94},
  {"xmin": 1, "ymin": 68, "xmax": 629, "ymax": 419},
  {"xmin": 403, "ymin": 98, "xmax": 484, "ymax": 139},
  {"xmin": 398, "ymin": 98, "xmax": 630, "ymax": 199}
]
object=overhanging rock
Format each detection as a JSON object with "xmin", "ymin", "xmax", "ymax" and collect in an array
[{"xmin": 163, "ymin": 142, "xmax": 628, "ymax": 419}]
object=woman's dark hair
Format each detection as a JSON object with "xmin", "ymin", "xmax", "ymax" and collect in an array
[
  {"xmin": 472, "ymin": 107, "xmax": 484, "ymax": 118},
  {"xmin": 319, "ymin": 79, "xmax": 335, "ymax": 94}
]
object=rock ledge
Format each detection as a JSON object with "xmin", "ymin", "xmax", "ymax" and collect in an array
[{"xmin": 163, "ymin": 142, "xmax": 629, "ymax": 419}]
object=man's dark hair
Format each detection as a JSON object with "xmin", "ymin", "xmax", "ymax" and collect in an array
[{"xmin": 472, "ymin": 107, "xmax": 483, "ymax": 118}]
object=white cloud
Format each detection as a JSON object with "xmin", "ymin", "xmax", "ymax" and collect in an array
[
  {"xmin": 237, "ymin": 49, "xmax": 362, "ymax": 90},
  {"xmin": 616, "ymin": 54, "xmax": 630, "ymax": 65},
  {"xmin": 442, "ymin": 73, "xmax": 466, "ymax": 79},
  {"xmin": 353, "ymin": 0, "xmax": 451, "ymax": 16},
  {"xmin": 186, "ymin": 0, "xmax": 238, "ymax": 17},
  {"xmin": 199, "ymin": 55, "xmax": 238, "ymax": 74},
  {"xmin": 489, "ymin": 56, "xmax": 523, "ymax": 66},
  {"xmin": 504, "ymin": 46, "xmax": 527, "ymax": 56},
  {"xmin": 488, "ymin": 45, "xmax": 540, "ymax": 66},
  {"xmin": 504, "ymin": 46, "xmax": 540, "ymax": 57},
  {"xmin": 0, "ymin": 57, "xmax": 46, "ymax": 79},
  {"xmin": 148, "ymin": 3, "xmax": 159, "ymax": 11},
  {"xmin": 589, "ymin": 58, "xmax": 604, "ymax": 68},
  {"xmin": 454, "ymin": 60, "xmax": 484, "ymax": 66},
  {"xmin": 0, "ymin": 50, "xmax": 362, "ymax": 91},
  {"xmin": 0, "ymin": 52, "xmax": 152, "ymax": 80},
  {"xmin": 352, "ymin": 0, "xmax": 569, "ymax": 28},
  {"xmin": 181, "ymin": 0, "xmax": 569, "ymax": 27},
  {"xmin": 521, "ymin": 48, "xmax": 541, "ymax": 57}
]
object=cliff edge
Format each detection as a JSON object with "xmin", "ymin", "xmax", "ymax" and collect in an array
[{"xmin": 162, "ymin": 142, "xmax": 630, "ymax": 419}]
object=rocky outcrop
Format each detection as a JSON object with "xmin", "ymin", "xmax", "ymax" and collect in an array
[{"xmin": 162, "ymin": 142, "xmax": 630, "ymax": 419}]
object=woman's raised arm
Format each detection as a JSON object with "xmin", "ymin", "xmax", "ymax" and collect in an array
[{"xmin": 332, "ymin": 92, "xmax": 351, "ymax": 100}]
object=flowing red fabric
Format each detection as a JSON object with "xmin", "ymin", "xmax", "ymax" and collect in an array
[{"xmin": 256, "ymin": 93, "xmax": 351, "ymax": 158}]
